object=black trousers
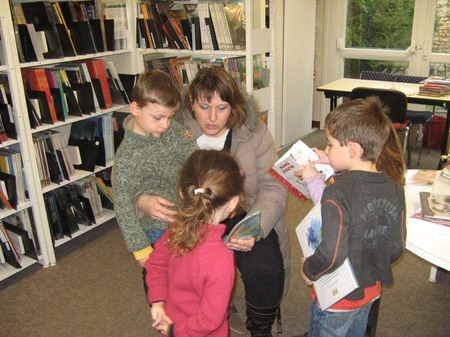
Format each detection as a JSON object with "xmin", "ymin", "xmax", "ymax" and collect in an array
[{"xmin": 225, "ymin": 214, "xmax": 285, "ymax": 308}]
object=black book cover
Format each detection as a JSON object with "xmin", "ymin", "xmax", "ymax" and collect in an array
[
  {"xmin": 190, "ymin": 16, "xmax": 202, "ymax": 50},
  {"xmin": 24, "ymin": 91, "xmax": 41, "ymax": 128},
  {"xmin": 0, "ymin": 231, "xmax": 21, "ymax": 269},
  {"xmin": 89, "ymin": 19, "xmax": 105, "ymax": 52},
  {"xmin": 137, "ymin": 18, "xmax": 150, "ymax": 48},
  {"xmin": 17, "ymin": 24, "xmax": 38, "ymax": 62},
  {"xmin": 162, "ymin": 21, "xmax": 183, "ymax": 49},
  {"xmin": 53, "ymin": 188, "xmax": 79, "ymax": 237},
  {"xmin": 45, "ymin": 152, "xmax": 63, "ymax": 184},
  {"xmin": 62, "ymin": 85, "xmax": 83, "ymax": 117},
  {"xmin": 0, "ymin": 104, "xmax": 17, "ymax": 139},
  {"xmin": 68, "ymin": 138, "xmax": 99, "ymax": 172},
  {"xmin": 205, "ymin": 17, "xmax": 219, "ymax": 50},
  {"xmin": 90, "ymin": 79, "xmax": 106, "ymax": 109},
  {"xmin": 180, "ymin": 19, "xmax": 192, "ymax": 49},
  {"xmin": 27, "ymin": 90, "xmax": 54, "ymax": 125},
  {"xmin": 3, "ymin": 222, "xmax": 38, "ymax": 260},
  {"xmin": 49, "ymin": 88, "xmax": 65, "ymax": 122},
  {"xmin": 64, "ymin": 186, "xmax": 91, "ymax": 226},
  {"xmin": 147, "ymin": 18, "xmax": 163, "ymax": 48},
  {"xmin": 0, "ymin": 171, "xmax": 18, "ymax": 209},
  {"xmin": 70, "ymin": 21, "xmax": 97, "ymax": 54},
  {"xmin": 55, "ymin": 24, "xmax": 77, "ymax": 57},
  {"xmin": 55, "ymin": 149, "xmax": 70, "ymax": 180},
  {"xmin": 118, "ymin": 74, "xmax": 137, "ymax": 101},
  {"xmin": 44, "ymin": 192, "xmax": 64, "ymax": 241},
  {"xmin": 78, "ymin": 194, "xmax": 96, "ymax": 224},
  {"xmin": 70, "ymin": 83, "xmax": 96, "ymax": 114},
  {"xmin": 104, "ymin": 19, "xmax": 115, "ymax": 51}
]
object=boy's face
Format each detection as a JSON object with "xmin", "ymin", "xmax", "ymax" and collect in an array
[
  {"xmin": 131, "ymin": 102, "xmax": 177, "ymax": 138},
  {"xmin": 325, "ymin": 132, "xmax": 351, "ymax": 172}
]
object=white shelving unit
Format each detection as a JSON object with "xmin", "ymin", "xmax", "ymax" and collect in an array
[{"xmin": 0, "ymin": 0, "xmax": 276, "ymax": 282}]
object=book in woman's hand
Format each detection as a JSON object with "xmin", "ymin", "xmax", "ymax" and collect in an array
[{"xmin": 223, "ymin": 211, "xmax": 261, "ymax": 243}]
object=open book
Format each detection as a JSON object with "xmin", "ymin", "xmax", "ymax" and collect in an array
[
  {"xmin": 269, "ymin": 140, "xmax": 334, "ymax": 200},
  {"xmin": 223, "ymin": 211, "xmax": 261, "ymax": 243},
  {"xmin": 295, "ymin": 203, "xmax": 359, "ymax": 310}
]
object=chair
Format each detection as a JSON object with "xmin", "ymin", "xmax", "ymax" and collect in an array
[
  {"xmin": 360, "ymin": 71, "xmax": 397, "ymax": 82},
  {"xmin": 396, "ymin": 75, "xmax": 434, "ymax": 165},
  {"xmin": 350, "ymin": 87, "xmax": 411, "ymax": 164}
]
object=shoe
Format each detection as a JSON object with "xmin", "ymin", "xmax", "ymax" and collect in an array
[{"xmin": 229, "ymin": 304, "xmax": 247, "ymax": 335}]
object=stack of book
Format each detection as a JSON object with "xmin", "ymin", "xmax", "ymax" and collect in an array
[{"xmin": 418, "ymin": 76, "xmax": 450, "ymax": 97}]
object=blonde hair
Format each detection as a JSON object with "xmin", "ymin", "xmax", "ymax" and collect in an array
[{"xmin": 166, "ymin": 150, "xmax": 246, "ymax": 256}]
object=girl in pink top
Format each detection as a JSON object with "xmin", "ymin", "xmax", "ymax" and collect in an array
[{"xmin": 146, "ymin": 149, "xmax": 246, "ymax": 337}]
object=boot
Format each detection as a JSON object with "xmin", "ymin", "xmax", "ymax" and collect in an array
[{"xmin": 245, "ymin": 302, "xmax": 280, "ymax": 337}]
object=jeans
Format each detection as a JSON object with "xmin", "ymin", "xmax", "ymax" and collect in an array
[{"xmin": 308, "ymin": 298, "xmax": 373, "ymax": 337}]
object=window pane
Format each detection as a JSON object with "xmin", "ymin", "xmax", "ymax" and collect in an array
[
  {"xmin": 345, "ymin": 0, "xmax": 414, "ymax": 49},
  {"xmin": 344, "ymin": 59, "xmax": 408, "ymax": 79},
  {"xmin": 429, "ymin": 62, "xmax": 450, "ymax": 77},
  {"xmin": 432, "ymin": 0, "xmax": 450, "ymax": 54}
]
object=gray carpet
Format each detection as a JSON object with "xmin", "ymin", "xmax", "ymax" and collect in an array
[{"xmin": 0, "ymin": 130, "xmax": 449, "ymax": 337}]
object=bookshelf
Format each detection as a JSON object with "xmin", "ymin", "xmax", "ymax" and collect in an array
[
  {"xmin": 0, "ymin": 0, "xmax": 134, "ymax": 281},
  {"xmin": 0, "ymin": 0, "xmax": 275, "ymax": 281}
]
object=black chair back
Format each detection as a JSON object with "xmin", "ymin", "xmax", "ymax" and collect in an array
[
  {"xmin": 350, "ymin": 87, "xmax": 408, "ymax": 124},
  {"xmin": 396, "ymin": 74, "xmax": 428, "ymax": 84},
  {"xmin": 360, "ymin": 71, "xmax": 397, "ymax": 82}
]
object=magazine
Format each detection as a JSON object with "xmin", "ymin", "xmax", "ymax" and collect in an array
[
  {"xmin": 223, "ymin": 211, "xmax": 261, "ymax": 243},
  {"xmin": 295, "ymin": 203, "xmax": 359, "ymax": 310},
  {"xmin": 269, "ymin": 140, "xmax": 334, "ymax": 201},
  {"xmin": 419, "ymin": 191, "xmax": 450, "ymax": 221}
]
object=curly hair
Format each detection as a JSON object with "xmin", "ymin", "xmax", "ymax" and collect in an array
[{"xmin": 166, "ymin": 149, "xmax": 246, "ymax": 256}]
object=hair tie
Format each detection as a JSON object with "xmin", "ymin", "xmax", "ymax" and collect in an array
[{"xmin": 194, "ymin": 188, "xmax": 205, "ymax": 195}]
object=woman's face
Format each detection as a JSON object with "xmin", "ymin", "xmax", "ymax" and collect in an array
[{"xmin": 192, "ymin": 92, "xmax": 232, "ymax": 137}]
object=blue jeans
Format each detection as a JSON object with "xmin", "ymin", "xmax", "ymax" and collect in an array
[{"xmin": 308, "ymin": 298, "xmax": 374, "ymax": 337}]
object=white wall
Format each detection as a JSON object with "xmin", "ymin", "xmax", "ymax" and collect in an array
[{"xmin": 280, "ymin": 0, "xmax": 316, "ymax": 146}]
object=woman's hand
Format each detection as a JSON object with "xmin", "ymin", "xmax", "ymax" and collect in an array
[
  {"xmin": 151, "ymin": 302, "xmax": 173, "ymax": 334},
  {"xmin": 226, "ymin": 237, "xmax": 256, "ymax": 252},
  {"xmin": 300, "ymin": 257, "xmax": 313, "ymax": 285},
  {"xmin": 137, "ymin": 194, "xmax": 178, "ymax": 223}
]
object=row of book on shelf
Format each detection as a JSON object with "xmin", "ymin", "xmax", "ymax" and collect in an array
[
  {"xmin": 21, "ymin": 58, "xmax": 130, "ymax": 129},
  {"xmin": 143, "ymin": 53, "xmax": 265, "ymax": 91},
  {"xmin": 0, "ymin": 171, "xmax": 114, "ymax": 270},
  {"xmin": 0, "ymin": 209, "xmax": 41, "ymax": 270},
  {"xmin": 43, "ymin": 174, "xmax": 114, "ymax": 245},
  {"xmin": 32, "ymin": 110, "xmax": 127, "ymax": 189},
  {"xmin": 0, "ymin": 79, "xmax": 18, "ymax": 144},
  {"xmin": 136, "ymin": 0, "xmax": 245, "ymax": 52},
  {"xmin": 10, "ymin": 0, "xmax": 129, "ymax": 63}
]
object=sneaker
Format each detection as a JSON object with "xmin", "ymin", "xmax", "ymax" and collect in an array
[{"xmin": 229, "ymin": 304, "xmax": 247, "ymax": 335}]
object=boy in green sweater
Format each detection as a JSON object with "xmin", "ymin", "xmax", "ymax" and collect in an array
[{"xmin": 113, "ymin": 70, "xmax": 196, "ymax": 269}]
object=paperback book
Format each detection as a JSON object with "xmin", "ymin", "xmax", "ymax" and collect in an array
[
  {"xmin": 269, "ymin": 140, "xmax": 334, "ymax": 200},
  {"xmin": 295, "ymin": 203, "xmax": 359, "ymax": 310},
  {"xmin": 223, "ymin": 211, "xmax": 261, "ymax": 244}
]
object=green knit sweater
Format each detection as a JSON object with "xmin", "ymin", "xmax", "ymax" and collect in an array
[{"xmin": 112, "ymin": 116, "xmax": 197, "ymax": 253}]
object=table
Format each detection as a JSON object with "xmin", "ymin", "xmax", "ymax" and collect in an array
[
  {"xmin": 405, "ymin": 190, "xmax": 450, "ymax": 282},
  {"xmin": 317, "ymin": 78, "xmax": 450, "ymax": 164}
]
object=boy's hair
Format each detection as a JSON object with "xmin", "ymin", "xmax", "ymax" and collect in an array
[
  {"xmin": 187, "ymin": 66, "xmax": 247, "ymax": 128},
  {"xmin": 131, "ymin": 70, "xmax": 181, "ymax": 109},
  {"xmin": 325, "ymin": 96, "xmax": 392, "ymax": 162},
  {"xmin": 166, "ymin": 149, "xmax": 246, "ymax": 256}
]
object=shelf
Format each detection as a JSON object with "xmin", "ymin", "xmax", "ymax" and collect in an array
[{"xmin": 0, "ymin": 254, "xmax": 41, "ymax": 281}]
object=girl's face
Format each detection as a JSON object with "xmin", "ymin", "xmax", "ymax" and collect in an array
[
  {"xmin": 192, "ymin": 92, "xmax": 232, "ymax": 137},
  {"xmin": 325, "ymin": 131, "xmax": 351, "ymax": 172}
]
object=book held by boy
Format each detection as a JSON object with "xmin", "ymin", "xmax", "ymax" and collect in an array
[
  {"xmin": 269, "ymin": 140, "xmax": 334, "ymax": 201},
  {"xmin": 223, "ymin": 211, "xmax": 261, "ymax": 243},
  {"xmin": 295, "ymin": 203, "xmax": 359, "ymax": 310}
]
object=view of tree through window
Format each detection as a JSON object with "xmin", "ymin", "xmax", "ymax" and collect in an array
[{"xmin": 345, "ymin": 0, "xmax": 414, "ymax": 49}]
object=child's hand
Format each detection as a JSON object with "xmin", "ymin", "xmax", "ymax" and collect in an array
[
  {"xmin": 227, "ymin": 237, "xmax": 255, "ymax": 252},
  {"xmin": 300, "ymin": 257, "xmax": 313, "ymax": 285},
  {"xmin": 294, "ymin": 161, "xmax": 319, "ymax": 181},
  {"xmin": 151, "ymin": 302, "xmax": 172, "ymax": 333},
  {"xmin": 138, "ymin": 194, "xmax": 178, "ymax": 223},
  {"xmin": 311, "ymin": 147, "xmax": 330, "ymax": 165}
]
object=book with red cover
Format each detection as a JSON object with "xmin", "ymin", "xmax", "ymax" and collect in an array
[
  {"xmin": 84, "ymin": 59, "xmax": 112, "ymax": 109},
  {"xmin": 21, "ymin": 68, "xmax": 57, "ymax": 123}
]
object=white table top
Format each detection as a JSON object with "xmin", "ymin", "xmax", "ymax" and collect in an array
[{"xmin": 405, "ymin": 189, "xmax": 450, "ymax": 271}]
